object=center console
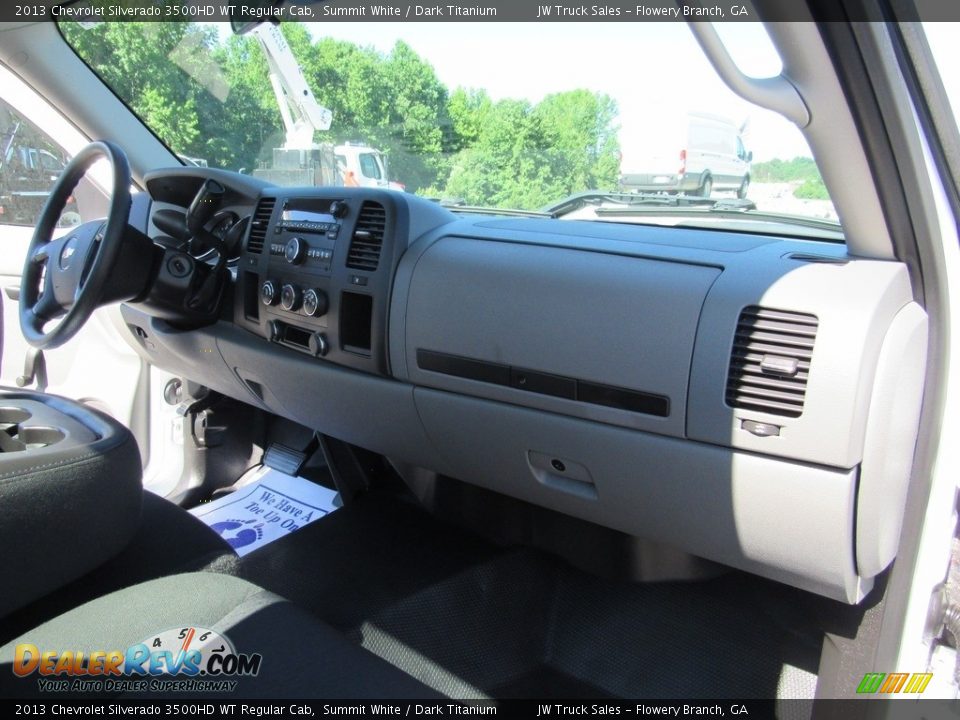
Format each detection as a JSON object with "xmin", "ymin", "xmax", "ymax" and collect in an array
[
  {"xmin": 0, "ymin": 389, "xmax": 142, "ymax": 617},
  {"xmin": 235, "ymin": 187, "xmax": 409, "ymax": 376}
]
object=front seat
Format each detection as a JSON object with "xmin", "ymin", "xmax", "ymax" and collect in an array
[
  {"xmin": 0, "ymin": 572, "xmax": 436, "ymax": 698},
  {"xmin": 0, "ymin": 400, "xmax": 435, "ymax": 698},
  {"xmin": 0, "ymin": 388, "xmax": 434, "ymax": 698},
  {"xmin": 0, "ymin": 319, "xmax": 429, "ymax": 699},
  {"xmin": 0, "ymin": 294, "xmax": 239, "ymax": 637}
]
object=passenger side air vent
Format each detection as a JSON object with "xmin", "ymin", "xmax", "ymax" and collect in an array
[
  {"xmin": 247, "ymin": 197, "xmax": 275, "ymax": 254},
  {"xmin": 726, "ymin": 306, "xmax": 818, "ymax": 418},
  {"xmin": 346, "ymin": 201, "xmax": 386, "ymax": 271}
]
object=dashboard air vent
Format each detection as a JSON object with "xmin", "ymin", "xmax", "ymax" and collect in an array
[
  {"xmin": 346, "ymin": 201, "xmax": 386, "ymax": 271},
  {"xmin": 726, "ymin": 306, "xmax": 818, "ymax": 418},
  {"xmin": 247, "ymin": 197, "xmax": 275, "ymax": 254}
]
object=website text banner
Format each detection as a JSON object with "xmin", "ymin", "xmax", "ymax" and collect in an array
[
  {"xmin": 2, "ymin": 700, "xmax": 960, "ymax": 717},
  {"xmin": 8, "ymin": 0, "xmax": 960, "ymax": 24}
]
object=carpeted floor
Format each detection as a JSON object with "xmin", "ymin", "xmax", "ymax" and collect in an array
[{"xmin": 239, "ymin": 492, "xmax": 824, "ymax": 699}]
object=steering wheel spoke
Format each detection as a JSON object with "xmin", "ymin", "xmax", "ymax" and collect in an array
[
  {"xmin": 31, "ymin": 244, "xmax": 51, "ymax": 265},
  {"xmin": 32, "ymin": 290, "xmax": 64, "ymax": 323}
]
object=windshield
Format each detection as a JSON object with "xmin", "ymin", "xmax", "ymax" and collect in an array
[{"xmin": 59, "ymin": 18, "xmax": 839, "ymax": 236}]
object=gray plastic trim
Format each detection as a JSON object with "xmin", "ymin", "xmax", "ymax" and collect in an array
[
  {"xmin": 401, "ymin": 236, "xmax": 720, "ymax": 437},
  {"xmin": 686, "ymin": 22, "xmax": 810, "ymax": 128},
  {"xmin": 688, "ymin": 258, "xmax": 914, "ymax": 468},
  {"xmin": 855, "ymin": 301, "xmax": 929, "ymax": 577},
  {"xmin": 118, "ymin": 306, "xmax": 250, "ymax": 407},
  {"xmin": 415, "ymin": 387, "xmax": 867, "ymax": 603},
  {"xmin": 765, "ymin": 22, "xmax": 896, "ymax": 259},
  {"xmin": 214, "ymin": 325, "xmax": 439, "ymax": 469}
]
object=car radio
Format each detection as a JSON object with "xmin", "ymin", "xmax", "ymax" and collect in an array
[
  {"xmin": 266, "ymin": 198, "xmax": 350, "ymax": 274},
  {"xmin": 277, "ymin": 199, "xmax": 347, "ymax": 232},
  {"xmin": 237, "ymin": 188, "xmax": 408, "ymax": 378}
]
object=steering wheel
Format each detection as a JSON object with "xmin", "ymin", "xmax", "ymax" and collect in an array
[{"xmin": 19, "ymin": 141, "xmax": 131, "ymax": 350}]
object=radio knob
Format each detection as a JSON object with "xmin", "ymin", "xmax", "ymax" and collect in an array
[
  {"xmin": 329, "ymin": 200, "xmax": 348, "ymax": 219},
  {"xmin": 310, "ymin": 332, "xmax": 330, "ymax": 357},
  {"xmin": 260, "ymin": 280, "xmax": 279, "ymax": 306},
  {"xmin": 285, "ymin": 237, "xmax": 306, "ymax": 265},
  {"xmin": 302, "ymin": 288, "xmax": 329, "ymax": 317},
  {"xmin": 280, "ymin": 283, "xmax": 302, "ymax": 312}
]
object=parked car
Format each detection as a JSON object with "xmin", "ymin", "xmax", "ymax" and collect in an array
[{"xmin": 0, "ymin": 142, "xmax": 78, "ymax": 226}]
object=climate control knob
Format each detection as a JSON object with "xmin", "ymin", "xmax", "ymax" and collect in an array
[
  {"xmin": 280, "ymin": 283, "xmax": 302, "ymax": 312},
  {"xmin": 260, "ymin": 280, "xmax": 279, "ymax": 306},
  {"xmin": 302, "ymin": 288, "xmax": 329, "ymax": 317},
  {"xmin": 284, "ymin": 237, "xmax": 306, "ymax": 265}
]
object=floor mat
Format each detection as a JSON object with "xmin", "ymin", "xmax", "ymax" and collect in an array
[
  {"xmin": 240, "ymin": 493, "xmax": 499, "ymax": 631},
  {"xmin": 190, "ymin": 467, "xmax": 340, "ymax": 556},
  {"xmin": 240, "ymin": 492, "xmax": 823, "ymax": 699},
  {"xmin": 352, "ymin": 550, "xmax": 822, "ymax": 699}
]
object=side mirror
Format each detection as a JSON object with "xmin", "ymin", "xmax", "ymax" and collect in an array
[
  {"xmin": 746, "ymin": 150, "xmax": 753, "ymax": 162},
  {"xmin": 230, "ymin": 18, "xmax": 261, "ymax": 35},
  {"xmin": 230, "ymin": 1, "xmax": 279, "ymax": 34}
]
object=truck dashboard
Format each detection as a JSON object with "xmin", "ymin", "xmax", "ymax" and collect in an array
[{"xmin": 119, "ymin": 166, "xmax": 928, "ymax": 605}]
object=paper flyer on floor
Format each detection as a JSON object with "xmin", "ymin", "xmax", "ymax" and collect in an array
[{"xmin": 190, "ymin": 468, "xmax": 340, "ymax": 556}]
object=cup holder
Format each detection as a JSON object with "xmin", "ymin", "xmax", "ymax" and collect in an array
[
  {"xmin": 17, "ymin": 427, "xmax": 66, "ymax": 450},
  {"xmin": 0, "ymin": 407, "xmax": 33, "ymax": 431},
  {"xmin": 0, "ymin": 404, "xmax": 66, "ymax": 453}
]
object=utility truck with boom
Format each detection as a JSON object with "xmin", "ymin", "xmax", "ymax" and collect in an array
[{"xmin": 247, "ymin": 22, "xmax": 399, "ymax": 190}]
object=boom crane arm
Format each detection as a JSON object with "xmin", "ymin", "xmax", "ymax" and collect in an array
[{"xmin": 250, "ymin": 22, "xmax": 333, "ymax": 149}]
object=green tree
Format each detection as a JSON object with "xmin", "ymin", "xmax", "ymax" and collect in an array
[
  {"xmin": 60, "ymin": 20, "xmax": 621, "ymax": 206},
  {"xmin": 533, "ymin": 90, "xmax": 620, "ymax": 195},
  {"xmin": 752, "ymin": 156, "xmax": 820, "ymax": 183},
  {"xmin": 751, "ymin": 156, "xmax": 829, "ymax": 200},
  {"xmin": 447, "ymin": 88, "xmax": 492, "ymax": 151},
  {"xmin": 440, "ymin": 91, "xmax": 619, "ymax": 209},
  {"xmin": 61, "ymin": 21, "xmax": 250, "ymax": 166}
]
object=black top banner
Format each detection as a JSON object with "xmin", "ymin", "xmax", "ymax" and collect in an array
[
  {"xmin": 5, "ymin": 0, "xmax": 960, "ymax": 24},
  {"xmin": 2, "ymin": 699, "xmax": 960, "ymax": 718}
]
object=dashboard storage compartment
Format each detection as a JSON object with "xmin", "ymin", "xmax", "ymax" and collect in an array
[
  {"xmin": 415, "ymin": 387, "xmax": 865, "ymax": 603},
  {"xmin": 400, "ymin": 236, "xmax": 720, "ymax": 438}
]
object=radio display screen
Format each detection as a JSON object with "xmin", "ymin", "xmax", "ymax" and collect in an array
[{"xmin": 282, "ymin": 208, "xmax": 336, "ymax": 225}]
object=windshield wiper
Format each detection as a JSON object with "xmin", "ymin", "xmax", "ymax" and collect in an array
[
  {"xmin": 541, "ymin": 190, "xmax": 756, "ymax": 218},
  {"xmin": 543, "ymin": 189, "xmax": 842, "ymax": 240},
  {"xmin": 436, "ymin": 198, "xmax": 552, "ymax": 218}
]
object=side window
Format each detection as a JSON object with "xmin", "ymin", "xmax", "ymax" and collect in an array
[
  {"xmin": 0, "ymin": 95, "xmax": 104, "ymax": 229},
  {"xmin": 359, "ymin": 153, "xmax": 382, "ymax": 180},
  {"xmin": 39, "ymin": 151, "xmax": 63, "ymax": 172}
]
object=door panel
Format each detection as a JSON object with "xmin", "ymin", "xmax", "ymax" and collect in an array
[{"xmin": 1, "ymin": 65, "xmax": 147, "ymax": 446}]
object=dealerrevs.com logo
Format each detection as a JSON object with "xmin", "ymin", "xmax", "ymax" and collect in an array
[{"xmin": 12, "ymin": 627, "xmax": 262, "ymax": 694}]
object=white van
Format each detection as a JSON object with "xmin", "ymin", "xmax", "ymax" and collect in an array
[{"xmin": 619, "ymin": 112, "xmax": 752, "ymax": 198}]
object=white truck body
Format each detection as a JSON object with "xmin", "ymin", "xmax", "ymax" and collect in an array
[{"xmin": 619, "ymin": 112, "xmax": 752, "ymax": 198}]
